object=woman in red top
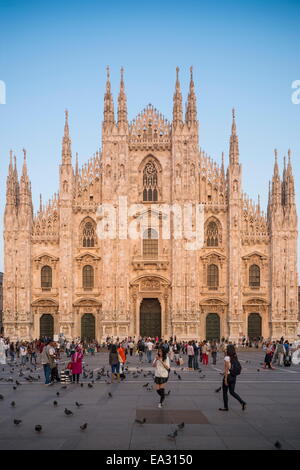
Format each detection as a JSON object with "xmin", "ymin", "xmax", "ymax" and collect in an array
[
  {"xmin": 117, "ymin": 344, "xmax": 126, "ymax": 379},
  {"xmin": 71, "ymin": 345, "xmax": 83, "ymax": 383}
]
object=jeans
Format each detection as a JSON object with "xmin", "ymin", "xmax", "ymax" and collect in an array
[
  {"xmin": 72, "ymin": 373, "xmax": 80, "ymax": 383},
  {"xmin": 193, "ymin": 355, "xmax": 199, "ymax": 370},
  {"xmin": 147, "ymin": 350, "xmax": 152, "ymax": 363},
  {"xmin": 129, "ymin": 348, "xmax": 133, "ymax": 356},
  {"xmin": 30, "ymin": 353, "xmax": 37, "ymax": 364},
  {"xmin": 111, "ymin": 363, "xmax": 120, "ymax": 374},
  {"xmin": 222, "ymin": 375, "xmax": 245, "ymax": 409},
  {"xmin": 43, "ymin": 364, "xmax": 52, "ymax": 384},
  {"xmin": 21, "ymin": 356, "xmax": 27, "ymax": 366},
  {"xmin": 188, "ymin": 355, "xmax": 194, "ymax": 368},
  {"xmin": 139, "ymin": 352, "xmax": 143, "ymax": 362},
  {"xmin": 212, "ymin": 352, "xmax": 217, "ymax": 365},
  {"xmin": 10, "ymin": 352, "xmax": 15, "ymax": 362}
]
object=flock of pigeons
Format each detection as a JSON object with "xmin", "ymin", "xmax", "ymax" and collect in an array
[{"xmin": 0, "ymin": 358, "xmax": 283, "ymax": 449}]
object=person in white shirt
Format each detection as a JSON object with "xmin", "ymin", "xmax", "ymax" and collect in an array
[
  {"xmin": 146, "ymin": 339, "xmax": 154, "ymax": 363},
  {"xmin": 20, "ymin": 343, "xmax": 28, "ymax": 366},
  {"xmin": 153, "ymin": 348, "xmax": 170, "ymax": 408}
]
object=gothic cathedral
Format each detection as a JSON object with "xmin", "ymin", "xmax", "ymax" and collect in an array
[{"xmin": 3, "ymin": 67, "xmax": 299, "ymax": 342}]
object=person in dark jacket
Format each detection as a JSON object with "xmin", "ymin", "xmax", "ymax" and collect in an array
[{"xmin": 109, "ymin": 344, "xmax": 120, "ymax": 383}]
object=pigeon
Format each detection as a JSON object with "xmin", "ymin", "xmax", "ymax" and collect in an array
[
  {"xmin": 177, "ymin": 422, "xmax": 185, "ymax": 430},
  {"xmin": 16, "ymin": 380, "xmax": 21, "ymax": 386},
  {"xmin": 13, "ymin": 386, "xmax": 17, "ymax": 390},
  {"xmin": 215, "ymin": 387, "xmax": 222, "ymax": 393},
  {"xmin": 166, "ymin": 390, "xmax": 171, "ymax": 396},
  {"xmin": 64, "ymin": 408, "xmax": 73, "ymax": 416},
  {"xmin": 135, "ymin": 418, "xmax": 146, "ymax": 425},
  {"xmin": 167, "ymin": 429, "xmax": 178, "ymax": 439},
  {"xmin": 35, "ymin": 425, "xmax": 42, "ymax": 433},
  {"xmin": 75, "ymin": 402, "xmax": 83, "ymax": 407},
  {"xmin": 199, "ymin": 375, "xmax": 206, "ymax": 379},
  {"xmin": 177, "ymin": 374, "xmax": 182, "ymax": 380},
  {"xmin": 80, "ymin": 383, "xmax": 84, "ymax": 387},
  {"xmin": 257, "ymin": 369, "xmax": 260, "ymax": 372},
  {"xmin": 11, "ymin": 401, "xmax": 16, "ymax": 407},
  {"xmin": 53, "ymin": 401, "xmax": 58, "ymax": 406},
  {"xmin": 174, "ymin": 370, "xmax": 177, "ymax": 375},
  {"xmin": 143, "ymin": 383, "xmax": 149, "ymax": 388},
  {"xmin": 56, "ymin": 392, "xmax": 60, "ymax": 396},
  {"xmin": 108, "ymin": 392, "xmax": 113, "ymax": 398},
  {"xmin": 61, "ymin": 385, "xmax": 67, "ymax": 389},
  {"xmin": 14, "ymin": 419, "xmax": 22, "ymax": 425},
  {"xmin": 274, "ymin": 441, "xmax": 282, "ymax": 450},
  {"xmin": 0, "ymin": 394, "xmax": 4, "ymax": 400},
  {"xmin": 80, "ymin": 423, "xmax": 88, "ymax": 431},
  {"xmin": 88, "ymin": 383, "xmax": 93, "ymax": 388}
]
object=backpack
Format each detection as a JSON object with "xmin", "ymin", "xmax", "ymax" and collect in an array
[{"xmin": 230, "ymin": 358, "xmax": 242, "ymax": 377}]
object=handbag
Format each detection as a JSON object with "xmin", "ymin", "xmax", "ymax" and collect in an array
[{"xmin": 67, "ymin": 362, "xmax": 72, "ymax": 370}]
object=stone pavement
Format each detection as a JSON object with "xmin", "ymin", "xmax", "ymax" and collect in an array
[{"xmin": 0, "ymin": 349, "xmax": 299, "ymax": 450}]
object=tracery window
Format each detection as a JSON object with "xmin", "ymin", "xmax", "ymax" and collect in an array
[
  {"xmin": 83, "ymin": 265, "xmax": 94, "ymax": 289},
  {"xmin": 143, "ymin": 161, "xmax": 158, "ymax": 202},
  {"xmin": 249, "ymin": 264, "xmax": 260, "ymax": 287},
  {"xmin": 207, "ymin": 221, "xmax": 219, "ymax": 247},
  {"xmin": 83, "ymin": 221, "xmax": 96, "ymax": 247},
  {"xmin": 207, "ymin": 264, "xmax": 219, "ymax": 290},
  {"xmin": 41, "ymin": 266, "xmax": 52, "ymax": 290},
  {"xmin": 143, "ymin": 228, "xmax": 158, "ymax": 259}
]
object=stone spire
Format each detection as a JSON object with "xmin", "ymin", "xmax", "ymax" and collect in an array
[
  {"xmin": 6, "ymin": 150, "xmax": 18, "ymax": 206},
  {"xmin": 117, "ymin": 67, "xmax": 127, "ymax": 127},
  {"xmin": 285, "ymin": 149, "xmax": 295, "ymax": 206},
  {"xmin": 62, "ymin": 109, "xmax": 72, "ymax": 164},
  {"xmin": 271, "ymin": 149, "xmax": 281, "ymax": 207},
  {"xmin": 173, "ymin": 66, "xmax": 183, "ymax": 126},
  {"xmin": 103, "ymin": 66, "xmax": 115, "ymax": 127},
  {"xmin": 185, "ymin": 66, "xmax": 197, "ymax": 127},
  {"xmin": 229, "ymin": 108, "xmax": 239, "ymax": 165},
  {"xmin": 19, "ymin": 149, "xmax": 32, "ymax": 207}
]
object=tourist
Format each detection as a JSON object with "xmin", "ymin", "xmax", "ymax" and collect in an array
[
  {"xmin": 71, "ymin": 345, "xmax": 83, "ymax": 383},
  {"xmin": 128, "ymin": 339, "xmax": 134, "ymax": 356},
  {"xmin": 109, "ymin": 344, "xmax": 120, "ymax": 383},
  {"xmin": 0, "ymin": 336, "xmax": 6, "ymax": 365},
  {"xmin": 9, "ymin": 342, "xmax": 15, "ymax": 363},
  {"xmin": 49, "ymin": 341, "xmax": 60, "ymax": 383},
  {"xmin": 117, "ymin": 342, "xmax": 126, "ymax": 379},
  {"xmin": 275, "ymin": 340, "xmax": 285, "ymax": 367},
  {"xmin": 193, "ymin": 341, "xmax": 199, "ymax": 370},
  {"xmin": 20, "ymin": 342, "xmax": 28, "ymax": 366},
  {"xmin": 219, "ymin": 344, "xmax": 246, "ymax": 412},
  {"xmin": 137, "ymin": 339, "xmax": 144, "ymax": 362},
  {"xmin": 153, "ymin": 347, "xmax": 170, "ymax": 408},
  {"xmin": 187, "ymin": 341, "xmax": 194, "ymax": 370},
  {"xmin": 145, "ymin": 338, "xmax": 154, "ymax": 363},
  {"xmin": 41, "ymin": 340, "xmax": 52, "ymax": 385},
  {"xmin": 202, "ymin": 340, "xmax": 209, "ymax": 365},
  {"xmin": 211, "ymin": 341, "xmax": 218, "ymax": 365},
  {"xmin": 263, "ymin": 342, "xmax": 275, "ymax": 370}
]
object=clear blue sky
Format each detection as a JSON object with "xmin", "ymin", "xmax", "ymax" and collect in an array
[{"xmin": 0, "ymin": 0, "xmax": 299, "ymax": 271}]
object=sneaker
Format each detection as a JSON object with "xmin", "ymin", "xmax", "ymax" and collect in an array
[
  {"xmin": 242, "ymin": 402, "xmax": 247, "ymax": 411},
  {"xmin": 158, "ymin": 403, "xmax": 162, "ymax": 408}
]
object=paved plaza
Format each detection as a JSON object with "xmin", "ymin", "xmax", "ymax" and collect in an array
[{"xmin": 0, "ymin": 350, "xmax": 299, "ymax": 450}]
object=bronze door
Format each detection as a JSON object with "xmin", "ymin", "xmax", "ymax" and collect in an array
[
  {"xmin": 248, "ymin": 313, "xmax": 262, "ymax": 340},
  {"xmin": 140, "ymin": 298, "xmax": 161, "ymax": 338},
  {"xmin": 205, "ymin": 313, "xmax": 220, "ymax": 341},
  {"xmin": 40, "ymin": 314, "xmax": 54, "ymax": 339},
  {"xmin": 81, "ymin": 313, "xmax": 96, "ymax": 341}
]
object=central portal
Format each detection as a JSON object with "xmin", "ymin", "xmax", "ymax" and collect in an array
[{"xmin": 140, "ymin": 298, "xmax": 161, "ymax": 338}]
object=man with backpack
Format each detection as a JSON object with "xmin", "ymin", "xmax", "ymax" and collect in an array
[{"xmin": 219, "ymin": 344, "xmax": 246, "ymax": 412}]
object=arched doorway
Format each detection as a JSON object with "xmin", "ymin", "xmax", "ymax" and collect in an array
[
  {"xmin": 40, "ymin": 314, "xmax": 54, "ymax": 339},
  {"xmin": 248, "ymin": 313, "xmax": 262, "ymax": 339},
  {"xmin": 140, "ymin": 298, "xmax": 161, "ymax": 338},
  {"xmin": 206, "ymin": 313, "xmax": 220, "ymax": 340},
  {"xmin": 81, "ymin": 313, "xmax": 95, "ymax": 341}
]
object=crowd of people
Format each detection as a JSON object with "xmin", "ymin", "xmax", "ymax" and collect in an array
[{"xmin": 0, "ymin": 334, "xmax": 299, "ymax": 410}]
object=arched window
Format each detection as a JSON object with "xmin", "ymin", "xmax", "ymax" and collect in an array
[
  {"xmin": 83, "ymin": 265, "xmax": 94, "ymax": 289},
  {"xmin": 143, "ymin": 228, "xmax": 158, "ymax": 259},
  {"xmin": 143, "ymin": 161, "xmax": 158, "ymax": 202},
  {"xmin": 207, "ymin": 221, "xmax": 219, "ymax": 247},
  {"xmin": 41, "ymin": 266, "xmax": 52, "ymax": 290},
  {"xmin": 82, "ymin": 221, "xmax": 96, "ymax": 247},
  {"xmin": 207, "ymin": 264, "xmax": 219, "ymax": 290},
  {"xmin": 249, "ymin": 265, "xmax": 260, "ymax": 287}
]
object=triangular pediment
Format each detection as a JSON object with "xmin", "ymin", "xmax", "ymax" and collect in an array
[
  {"xmin": 33, "ymin": 253, "xmax": 59, "ymax": 263},
  {"xmin": 242, "ymin": 251, "xmax": 268, "ymax": 260},
  {"xmin": 200, "ymin": 250, "xmax": 226, "ymax": 261},
  {"xmin": 75, "ymin": 251, "xmax": 101, "ymax": 261}
]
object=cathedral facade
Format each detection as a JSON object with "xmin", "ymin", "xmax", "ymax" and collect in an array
[{"xmin": 3, "ymin": 67, "xmax": 299, "ymax": 342}]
